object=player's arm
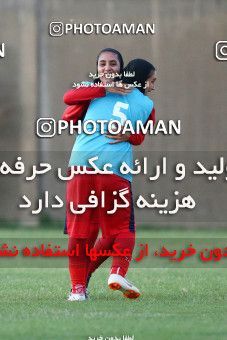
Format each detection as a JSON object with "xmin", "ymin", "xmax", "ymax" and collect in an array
[
  {"xmin": 61, "ymin": 102, "xmax": 90, "ymax": 123},
  {"xmin": 63, "ymin": 86, "xmax": 106, "ymax": 105},
  {"xmin": 62, "ymin": 83, "xmax": 133, "ymax": 126},
  {"xmin": 106, "ymin": 107, "xmax": 156, "ymax": 145},
  {"xmin": 63, "ymin": 83, "xmax": 131, "ymax": 105},
  {"xmin": 128, "ymin": 108, "xmax": 156, "ymax": 145},
  {"xmin": 62, "ymin": 85, "xmax": 106, "ymax": 122}
]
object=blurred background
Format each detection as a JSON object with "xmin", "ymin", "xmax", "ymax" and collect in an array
[{"xmin": 0, "ymin": 0, "xmax": 227, "ymax": 228}]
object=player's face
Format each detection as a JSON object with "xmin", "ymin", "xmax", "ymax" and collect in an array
[
  {"xmin": 145, "ymin": 71, "xmax": 157, "ymax": 94},
  {"xmin": 97, "ymin": 52, "xmax": 121, "ymax": 84}
]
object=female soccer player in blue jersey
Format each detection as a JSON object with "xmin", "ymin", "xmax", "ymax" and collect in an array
[{"xmin": 64, "ymin": 52, "xmax": 156, "ymax": 301}]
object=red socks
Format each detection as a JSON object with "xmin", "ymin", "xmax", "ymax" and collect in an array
[
  {"xmin": 110, "ymin": 231, "xmax": 135, "ymax": 277},
  {"xmin": 88, "ymin": 231, "xmax": 135, "ymax": 279},
  {"xmin": 87, "ymin": 236, "xmax": 115, "ymax": 276},
  {"xmin": 68, "ymin": 224, "xmax": 99, "ymax": 290},
  {"xmin": 68, "ymin": 238, "xmax": 89, "ymax": 290}
]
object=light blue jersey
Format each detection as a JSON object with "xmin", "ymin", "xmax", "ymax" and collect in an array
[{"xmin": 69, "ymin": 88, "xmax": 153, "ymax": 182}]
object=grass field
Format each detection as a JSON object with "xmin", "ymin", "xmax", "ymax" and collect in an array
[{"xmin": 0, "ymin": 226, "xmax": 227, "ymax": 340}]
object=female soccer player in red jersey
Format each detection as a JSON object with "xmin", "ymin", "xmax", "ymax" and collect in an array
[{"xmin": 62, "ymin": 48, "xmax": 155, "ymax": 143}]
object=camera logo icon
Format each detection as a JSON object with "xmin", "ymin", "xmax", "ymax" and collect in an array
[
  {"xmin": 36, "ymin": 118, "xmax": 56, "ymax": 138},
  {"xmin": 49, "ymin": 22, "xmax": 64, "ymax": 37},
  {"xmin": 215, "ymin": 41, "xmax": 227, "ymax": 61}
]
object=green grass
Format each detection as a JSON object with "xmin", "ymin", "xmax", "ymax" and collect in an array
[{"xmin": 1, "ymin": 226, "xmax": 227, "ymax": 340}]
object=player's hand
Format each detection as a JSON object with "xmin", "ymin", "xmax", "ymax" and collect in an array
[
  {"xmin": 105, "ymin": 126, "xmax": 131, "ymax": 144},
  {"xmin": 105, "ymin": 82, "xmax": 132, "ymax": 95}
]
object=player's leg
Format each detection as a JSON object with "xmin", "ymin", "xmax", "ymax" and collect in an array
[
  {"xmin": 68, "ymin": 225, "xmax": 100, "ymax": 300},
  {"xmin": 68, "ymin": 236, "xmax": 88, "ymax": 301},
  {"xmin": 87, "ymin": 231, "xmax": 135, "ymax": 279},
  {"xmin": 86, "ymin": 173, "xmax": 127, "ymax": 287},
  {"xmin": 85, "ymin": 223, "xmax": 100, "ymax": 289},
  {"xmin": 110, "ymin": 230, "xmax": 135, "ymax": 277},
  {"xmin": 98, "ymin": 173, "xmax": 140, "ymax": 298},
  {"xmin": 86, "ymin": 235, "xmax": 115, "ymax": 287},
  {"xmin": 108, "ymin": 230, "xmax": 140, "ymax": 299},
  {"xmin": 66, "ymin": 169, "xmax": 97, "ymax": 301}
]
